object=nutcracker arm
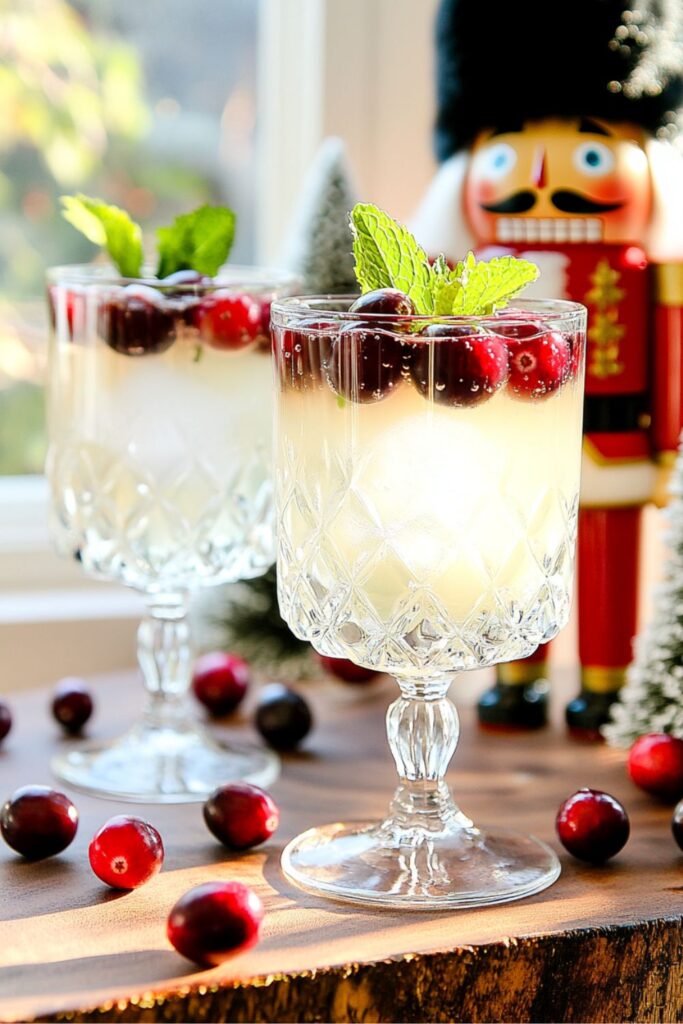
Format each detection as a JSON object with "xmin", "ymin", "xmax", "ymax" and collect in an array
[{"xmin": 652, "ymin": 263, "xmax": 683, "ymax": 460}]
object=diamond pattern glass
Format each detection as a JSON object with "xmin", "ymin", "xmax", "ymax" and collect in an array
[
  {"xmin": 273, "ymin": 296, "xmax": 587, "ymax": 908},
  {"xmin": 46, "ymin": 265, "xmax": 297, "ymax": 801}
]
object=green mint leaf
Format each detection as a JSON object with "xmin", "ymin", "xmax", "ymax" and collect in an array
[
  {"xmin": 350, "ymin": 203, "xmax": 434, "ymax": 314},
  {"xmin": 61, "ymin": 194, "xmax": 143, "ymax": 278},
  {"xmin": 451, "ymin": 253, "xmax": 539, "ymax": 315},
  {"xmin": 156, "ymin": 205, "xmax": 236, "ymax": 278},
  {"xmin": 430, "ymin": 255, "xmax": 463, "ymax": 315}
]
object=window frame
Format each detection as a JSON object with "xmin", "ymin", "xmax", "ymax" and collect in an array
[{"xmin": 0, "ymin": 0, "xmax": 439, "ymax": 638}]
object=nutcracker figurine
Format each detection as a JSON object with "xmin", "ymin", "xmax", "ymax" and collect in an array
[{"xmin": 413, "ymin": 0, "xmax": 683, "ymax": 737}]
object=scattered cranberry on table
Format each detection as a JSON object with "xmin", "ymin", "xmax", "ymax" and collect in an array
[
  {"xmin": 167, "ymin": 881, "xmax": 263, "ymax": 966},
  {"xmin": 0, "ymin": 702, "xmax": 11, "ymax": 743},
  {"xmin": 0, "ymin": 785, "xmax": 78, "ymax": 860},
  {"xmin": 51, "ymin": 678, "xmax": 93, "ymax": 735},
  {"xmin": 555, "ymin": 788, "xmax": 630, "ymax": 864},
  {"xmin": 672, "ymin": 800, "xmax": 683, "ymax": 852},
  {"xmin": 203, "ymin": 783, "xmax": 279, "ymax": 851},
  {"xmin": 191, "ymin": 652, "xmax": 250, "ymax": 717},
  {"xmin": 317, "ymin": 654, "xmax": 379, "ymax": 684},
  {"xmin": 255, "ymin": 683, "xmax": 313, "ymax": 751},
  {"xmin": 627, "ymin": 733, "xmax": 683, "ymax": 802},
  {"xmin": 89, "ymin": 815, "xmax": 164, "ymax": 889}
]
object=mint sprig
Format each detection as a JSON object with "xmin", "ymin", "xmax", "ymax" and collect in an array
[
  {"xmin": 430, "ymin": 254, "xmax": 463, "ymax": 315},
  {"xmin": 451, "ymin": 252, "xmax": 539, "ymax": 315},
  {"xmin": 156, "ymin": 205, "xmax": 236, "ymax": 278},
  {"xmin": 351, "ymin": 203, "xmax": 434, "ymax": 314},
  {"xmin": 349, "ymin": 203, "xmax": 539, "ymax": 317},
  {"xmin": 61, "ymin": 196, "xmax": 237, "ymax": 280},
  {"xmin": 61, "ymin": 195, "xmax": 144, "ymax": 278}
]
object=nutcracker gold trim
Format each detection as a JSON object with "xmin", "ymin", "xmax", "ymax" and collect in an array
[
  {"xmin": 498, "ymin": 661, "xmax": 548, "ymax": 685},
  {"xmin": 655, "ymin": 264, "xmax": 683, "ymax": 307},
  {"xmin": 657, "ymin": 450, "xmax": 677, "ymax": 468},
  {"xmin": 581, "ymin": 665, "xmax": 626, "ymax": 694},
  {"xmin": 582, "ymin": 436, "xmax": 647, "ymax": 468},
  {"xmin": 586, "ymin": 260, "xmax": 625, "ymax": 379}
]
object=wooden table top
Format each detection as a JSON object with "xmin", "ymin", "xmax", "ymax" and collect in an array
[{"xmin": 0, "ymin": 668, "xmax": 681, "ymax": 1023}]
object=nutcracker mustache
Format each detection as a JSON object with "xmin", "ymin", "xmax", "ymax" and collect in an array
[
  {"xmin": 551, "ymin": 190, "xmax": 625, "ymax": 214},
  {"xmin": 480, "ymin": 191, "xmax": 537, "ymax": 214},
  {"xmin": 482, "ymin": 190, "xmax": 624, "ymax": 215}
]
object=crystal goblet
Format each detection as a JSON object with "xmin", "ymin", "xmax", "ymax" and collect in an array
[
  {"xmin": 47, "ymin": 265, "xmax": 297, "ymax": 801},
  {"xmin": 272, "ymin": 296, "xmax": 586, "ymax": 907}
]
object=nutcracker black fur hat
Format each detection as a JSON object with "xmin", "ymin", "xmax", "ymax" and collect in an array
[{"xmin": 435, "ymin": 0, "xmax": 683, "ymax": 160}]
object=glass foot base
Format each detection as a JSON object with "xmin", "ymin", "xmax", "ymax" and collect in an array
[
  {"xmin": 282, "ymin": 820, "xmax": 560, "ymax": 908},
  {"xmin": 52, "ymin": 719, "xmax": 279, "ymax": 803}
]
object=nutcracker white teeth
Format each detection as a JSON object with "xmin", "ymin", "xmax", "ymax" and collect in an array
[{"xmin": 495, "ymin": 218, "xmax": 603, "ymax": 245}]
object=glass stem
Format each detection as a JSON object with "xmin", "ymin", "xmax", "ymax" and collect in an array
[
  {"xmin": 386, "ymin": 676, "xmax": 473, "ymax": 834},
  {"xmin": 137, "ymin": 593, "xmax": 193, "ymax": 730}
]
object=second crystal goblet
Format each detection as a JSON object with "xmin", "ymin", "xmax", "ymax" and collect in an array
[
  {"xmin": 47, "ymin": 265, "xmax": 297, "ymax": 801},
  {"xmin": 273, "ymin": 296, "xmax": 586, "ymax": 907}
]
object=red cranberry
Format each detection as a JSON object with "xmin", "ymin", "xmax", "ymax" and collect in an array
[
  {"xmin": 167, "ymin": 881, "xmax": 263, "ymax": 966},
  {"xmin": 161, "ymin": 271, "xmax": 212, "ymax": 323},
  {"xmin": 318, "ymin": 654, "xmax": 379, "ymax": 684},
  {"xmin": 0, "ymin": 786, "xmax": 78, "ymax": 860},
  {"xmin": 556, "ymin": 788, "xmax": 629, "ymax": 863},
  {"xmin": 255, "ymin": 684, "xmax": 313, "ymax": 751},
  {"xmin": 327, "ymin": 324, "xmax": 404, "ymax": 403},
  {"xmin": 51, "ymin": 678, "xmax": 93, "ymax": 735},
  {"xmin": 192, "ymin": 652, "xmax": 250, "ymax": 717},
  {"xmin": 203, "ymin": 783, "xmax": 279, "ymax": 850},
  {"xmin": 349, "ymin": 288, "xmax": 416, "ymax": 318},
  {"xmin": 195, "ymin": 292, "xmax": 263, "ymax": 349},
  {"xmin": 99, "ymin": 285, "xmax": 176, "ymax": 356},
  {"xmin": 278, "ymin": 319, "xmax": 337, "ymax": 389},
  {"xmin": 48, "ymin": 285, "xmax": 85, "ymax": 337},
  {"xmin": 628, "ymin": 733, "xmax": 683, "ymax": 802},
  {"xmin": 162, "ymin": 270, "xmax": 212, "ymax": 290},
  {"xmin": 0, "ymin": 702, "xmax": 11, "ymax": 743},
  {"xmin": 494, "ymin": 319, "xmax": 544, "ymax": 340},
  {"xmin": 260, "ymin": 298, "xmax": 272, "ymax": 338},
  {"xmin": 507, "ymin": 330, "xmax": 571, "ymax": 399},
  {"xmin": 410, "ymin": 327, "xmax": 508, "ymax": 407},
  {"xmin": 89, "ymin": 815, "xmax": 164, "ymax": 889},
  {"xmin": 673, "ymin": 800, "xmax": 683, "ymax": 852}
]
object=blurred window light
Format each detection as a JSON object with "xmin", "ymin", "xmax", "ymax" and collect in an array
[{"xmin": 0, "ymin": 0, "xmax": 259, "ymax": 476}]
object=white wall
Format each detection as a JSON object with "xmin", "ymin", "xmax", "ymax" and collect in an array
[{"xmin": 257, "ymin": 0, "xmax": 440, "ymax": 262}]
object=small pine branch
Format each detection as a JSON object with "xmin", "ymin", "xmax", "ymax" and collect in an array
[
  {"xmin": 604, "ymin": 436, "xmax": 683, "ymax": 746},
  {"xmin": 200, "ymin": 568, "xmax": 314, "ymax": 679}
]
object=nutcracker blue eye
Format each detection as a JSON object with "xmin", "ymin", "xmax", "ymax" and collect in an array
[
  {"xmin": 478, "ymin": 142, "xmax": 517, "ymax": 179},
  {"xmin": 573, "ymin": 141, "xmax": 615, "ymax": 176}
]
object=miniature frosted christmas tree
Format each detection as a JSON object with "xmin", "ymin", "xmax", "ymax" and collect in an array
[
  {"xmin": 205, "ymin": 139, "xmax": 361, "ymax": 674},
  {"xmin": 604, "ymin": 437, "xmax": 683, "ymax": 746},
  {"xmin": 281, "ymin": 136, "xmax": 359, "ymax": 294}
]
